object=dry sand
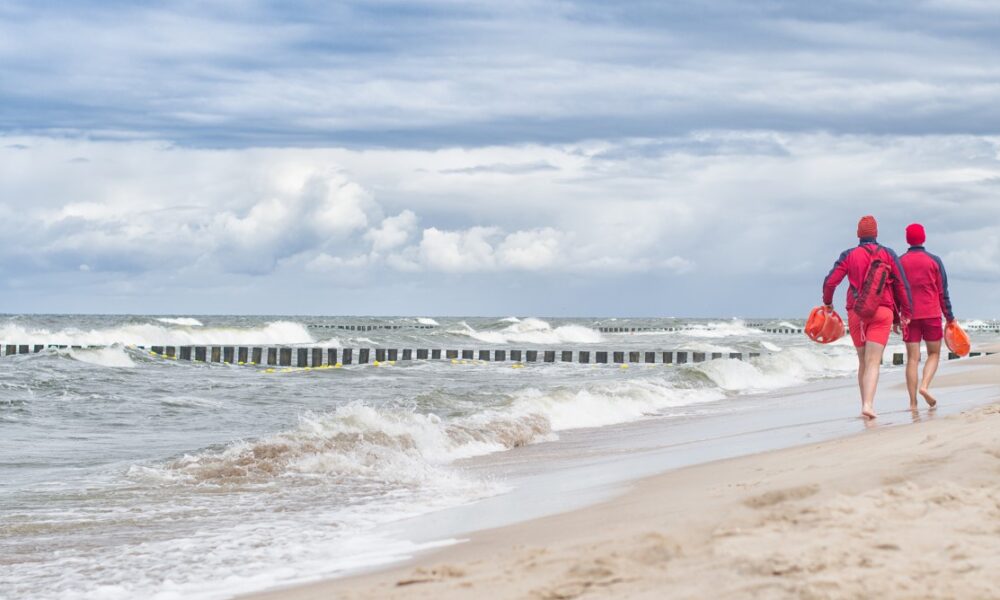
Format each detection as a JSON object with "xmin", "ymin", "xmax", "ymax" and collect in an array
[{"xmin": 246, "ymin": 355, "xmax": 1000, "ymax": 600}]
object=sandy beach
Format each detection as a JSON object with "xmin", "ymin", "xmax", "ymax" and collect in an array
[{"xmin": 246, "ymin": 353, "xmax": 1000, "ymax": 600}]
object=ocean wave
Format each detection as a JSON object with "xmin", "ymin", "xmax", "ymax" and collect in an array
[
  {"xmin": 65, "ymin": 346, "xmax": 137, "ymax": 368},
  {"xmin": 155, "ymin": 317, "xmax": 204, "ymax": 327},
  {"xmin": 677, "ymin": 319, "xmax": 762, "ymax": 339},
  {"xmin": 451, "ymin": 318, "xmax": 602, "ymax": 345},
  {"xmin": 145, "ymin": 377, "xmax": 718, "ymax": 487},
  {"xmin": 0, "ymin": 321, "xmax": 313, "ymax": 347},
  {"xmin": 416, "ymin": 318, "xmax": 440, "ymax": 326},
  {"xmin": 694, "ymin": 347, "xmax": 857, "ymax": 392}
]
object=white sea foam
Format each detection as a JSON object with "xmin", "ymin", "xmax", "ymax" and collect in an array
[
  {"xmin": 695, "ymin": 347, "xmax": 857, "ymax": 392},
  {"xmin": 677, "ymin": 319, "xmax": 762, "ymax": 338},
  {"xmin": 0, "ymin": 321, "xmax": 313, "ymax": 347},
  {"xmin": 151, "ymin": 377, "xmax": 721, "ymax": 490},
  {"xmin": 155, "ymin": 317, "xmax": 204, "ymax": 327},
  {"xmin": 761, "ymin": 341, "xmax": 782, "ymax": 352},
  {"xmin": 416, "ymin": 318, "xmax": 440, "ymax": 326},
  {"xmin": 499, "ymin": 316, "xmax": 521, "ymax": 323},
  {"xmin": 66, "ymin": 346, "xmax": 137, "ymax": 368},
  {"xmin": 504, "ymin": 380, "xmax": 723, "ymax": 432},
  {"xmin": 452, "ymin": 318, "xmax": 602, "ymax": 345}
]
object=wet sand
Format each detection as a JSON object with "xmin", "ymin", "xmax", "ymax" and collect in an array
[{"xmin": 245, "ymin": 354, "xmax": 1000, "ymax": 599}]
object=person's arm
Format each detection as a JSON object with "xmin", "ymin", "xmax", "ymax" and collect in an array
[
  {"xmin": 887, "ymin": 248, "xmax": 913, "ymax": 321},
  {"xmin": 933, "ymin": 254, "xmax": 955, "ymax": 322},
  {"xmin": 822, "ymin": 249, "xmax": 850, "ymax": 307}
]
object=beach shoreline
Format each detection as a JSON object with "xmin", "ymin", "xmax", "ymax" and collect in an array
[{"xmin": 244, "ymin": 354, "xmax": 1000, "ymax": 600}]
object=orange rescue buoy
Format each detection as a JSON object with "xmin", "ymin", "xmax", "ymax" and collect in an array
[
  {"xmin": 805, "ymin": 306, "xmax": 845, "ymax": 344},
  {"xmin": 945, "ymin": 321, "xmax": 970, "ymax": 357}
]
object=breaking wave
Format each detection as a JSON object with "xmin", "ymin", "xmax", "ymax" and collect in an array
[
  {"xmin": 451, "ymin": 317, "xmax": 602, "ymax": 345},
  {"xmin": 676, "ymin": 319, "xmax": 763, "ymax": 338},
  {"xmin": 156, "ymin": 317, "xmax": 204, "ymax": 327},
  {"xmin": 0, "ymin": 321, "xmax": 313, "ymax": 347},
  {"xmin": 66, "ymin": 346, "xmax": 137, "ymax": 368},
  {"xmin": 694, "ymin": 347, "xmax": 858, "ymax": 392},
  {"xmin": 146, "ymin": 378, "xmax": 720, "ymax": 487}
]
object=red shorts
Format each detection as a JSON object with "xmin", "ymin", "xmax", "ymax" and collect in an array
[
  {"xmin": 848, "ymin": 306, "xmax": 894, "ymax": 347},
  {"xmin": 904, "ymin": 317, "xmax": 943, "ymax": 344}
]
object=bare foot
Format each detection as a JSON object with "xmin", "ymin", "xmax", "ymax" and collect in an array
[
  {"xmin": 919, "ymin": 388, "xmax": 937, "ymax": 408},
  {"xmin": 861, "ymin": 408, "xmax": 878, "ymax": 420}
]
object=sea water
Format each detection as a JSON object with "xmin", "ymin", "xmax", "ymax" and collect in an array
[{"xmin": 1, "ymin": 315, "xmax": 997, "ymax": 600}]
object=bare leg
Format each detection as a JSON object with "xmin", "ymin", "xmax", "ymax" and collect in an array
[
  {"xmin": 920, "ymin": 340, "xmax": 941, "ymax": 407},
  {"xmin": 855, "ymin": 346, "xmax": 866, "ymax": 401},
  {"xmin": 905, "ymin": 342, "xmax": 921, "ymax": 410},
  {"xmin": 860, "ymin": 341, "xmax": 885, "ymax": 419}
]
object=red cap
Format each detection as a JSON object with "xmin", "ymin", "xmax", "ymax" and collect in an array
[
  {"xmin": 906, "ymin": 223, "xmax": 926, "ymax": 246},
  {"xmin": 857, "ymin": 215, "xmax": 877, "ymax": 239}
]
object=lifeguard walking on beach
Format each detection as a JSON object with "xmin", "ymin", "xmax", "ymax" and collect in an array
[
  {"xmin": 822, "ymin": 215, "xmax": 913, "ymax": 419},
  {"xmin": 899, "ymin": 223, "xmax": 955, "ymax": 410}
]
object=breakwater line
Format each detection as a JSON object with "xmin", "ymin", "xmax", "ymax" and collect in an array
[{"xmin": 0, "ymin": 344, "xmax": 989, "ymax": 366}]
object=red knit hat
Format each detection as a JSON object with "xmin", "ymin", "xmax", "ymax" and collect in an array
[
  {"xmin": 906, "ymin": 223, "xmax": 926, "ymax": 246},
  {"xmin": 857, "ymin": 215, "xmax": 878, "ymax": 239}
]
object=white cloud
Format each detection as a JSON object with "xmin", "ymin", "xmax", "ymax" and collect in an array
[
  {"xmin": 496, "ymin": 228, "xmax": 565, "ymax": 270},
  {"xmin": 418, "ymin": 227, "xmax": 499, "ymax": 272},
  {"xmin": 3, "ymin": 132, "xmax": 1000, "ymax": 314},
  {"xmin": 365, "ymin": 210, "xmax": 418, "ymax": 253}
]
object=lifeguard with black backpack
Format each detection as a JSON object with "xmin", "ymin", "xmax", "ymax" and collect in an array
[{"xmin": 813, "ymin": 215, "xmax": 913, "ymax": 420}]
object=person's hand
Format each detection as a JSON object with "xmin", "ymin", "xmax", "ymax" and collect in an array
[
  {"xmin": 823, "ymin": 304, "xmax": 833, "ymax": 312},
  {"xmin": 893, "ymin": 322, "xmax": 902, "ymax": 335}
]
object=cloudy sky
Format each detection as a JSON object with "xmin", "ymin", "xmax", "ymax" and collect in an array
[{"xmin": 2, "ymin": 0, "xmax": 999, "ymax": 317}]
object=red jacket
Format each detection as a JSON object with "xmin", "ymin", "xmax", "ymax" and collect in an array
[
  {"xmin": 823, "ymin": 239, "xmax": 912, "ymax": 320},
  {"xmin": 899, "ymin": 246, "xmax": 954, "ymax": 321}
]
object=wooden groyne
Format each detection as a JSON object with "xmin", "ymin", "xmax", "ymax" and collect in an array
[{"xmin": 0, "ymin": 344, "xmax": 990, "ymax": 366}]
